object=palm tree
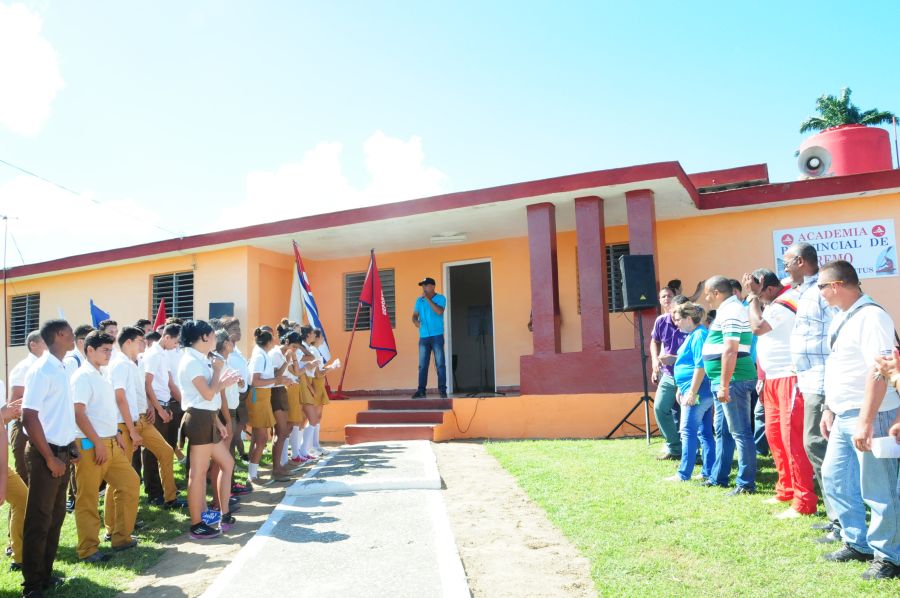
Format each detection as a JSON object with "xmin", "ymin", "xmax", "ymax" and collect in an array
[{"xmin": 799, "ymin": 87, "xmax": 895, "ymax": 133}]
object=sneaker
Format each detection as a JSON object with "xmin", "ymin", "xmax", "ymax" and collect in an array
[
  {"xmin": 655, "ymin": 453, "xmax": 679, "ymax": 461},
  {"xmin": 811, "ymin": 521, "xmax": 835, "ymax": 531},
  {"xmin": 163, "ymin": 497, "xmax": 188, "ymax": 510},
  {"xmin": 189, "ymin": 522, "xmax": 221, "ymax": 540},
  {"xmin": 10, "ymin": 562, "xmax": 22, "ymax": 572},
  {"xmin": 411, "ymin": 391, "xmax": 426, "ymax": 399},
  {"xmin": 861, "ymin": 558, "xmax": 900, "ymax": 580},
  {"xmin": 81, "ymin": 551, "xmax": 112, "ymax": 564},
  {"xmin": 249, "ymin": 476, "xmax": 275, "ymax": 487},
  {"xmin": 112, "ymin": 538, "xmax": 138, "ymax": 551},
  {"xmin": 65, "ymin": 498, "xmax": 75, "ymax": 513},
  {"xmin": 727, "ymin": 486, "xmax": 756, "ymax": 496},
  {"xmin": 201, "ymin": 509, "xmax": 222, "ymax": 526},
  {"xmin": 815, "ymin": 530, "xmax": 842, "ymax": 544},
  {"xmin": 775, "ymin": 508, "xmax": 803, "ymax": 520},
  {"xmin": 220, "ymin": 512, "xmax": 236, "ymax": 532},
  {"xmin": 823, "ymin": 544, "xmax": 873, "ymax": 562},
  {"xmin": 439, "ymin": 392, "xmax": 448, "ymax": 399},
  {"xmin": 663, "ymin": 474, "xmax": 688, "ymax": 482},
  {"xmin": 231, "ymin": 483, "xmax": 252, "ymax": 495},
  {"xmin": 147, "ymin": 496, "xmax": 165, "ymax": 507}
]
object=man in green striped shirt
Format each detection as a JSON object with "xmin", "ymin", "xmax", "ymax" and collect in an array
[{"xmin": 702, "ymin": 275, "xmax": 758, "ymax": 494}]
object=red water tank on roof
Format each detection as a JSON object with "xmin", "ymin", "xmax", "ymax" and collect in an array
[{"xmin": 797, "ymin": 124, "xmax": 893, "ymax": 178}]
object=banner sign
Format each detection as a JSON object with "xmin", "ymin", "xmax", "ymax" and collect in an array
[{"xmin": 773, "ymin": 219, "xmax": 897, "ymax": 280}]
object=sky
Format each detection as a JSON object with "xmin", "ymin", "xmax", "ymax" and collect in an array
[{"xmin": 1, "ymin": 0, "xmax": 899, "ymax": 265}]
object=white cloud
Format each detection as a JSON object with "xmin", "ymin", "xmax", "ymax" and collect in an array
[
  {"xmin": 0, "ymin": 2, "xmax": 64, "ymax": 136},
  {"xmin": 212, "ymin": 131, "xmax": 446, "ymax": 230},
  {"xmin": 0, "ymin": 175, "xmax": 170, "ymax": 265}
]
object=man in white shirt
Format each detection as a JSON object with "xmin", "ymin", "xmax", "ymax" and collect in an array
[
  {"xmin": 745, "ymin": 269, "xmax": 817, "ymax": 519},
  {"xmin": 141, "ymin": 324, "xmax": 185, "ymax": 507},
  {"xmin": 72, "ymin": 331, "xmax": 140, "ymax": 562},
  {"xmin": 63, "ymin": 324, "xmax": 94, "ymax": 379},
  {"xmin": 21, "ymin": 319, "xmax": 78, "ymax": 595},
  {"xmin": 818, "ymin": 260, "xmax": 900, "ymax": 580},
  {"xmin": 8, "ymin": 331, "xmax": 46, "ymax": 484}
]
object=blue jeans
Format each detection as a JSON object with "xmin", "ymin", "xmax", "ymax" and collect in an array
[
  {"xmin": 710, "ymin": 379, "xmax": 758, "ymax": 490},
  {"xmin": 822, "ymin": 408, "xmax": 900, "ymax": 564},
  {"xmin": 677, "ymin": 394, "xmax": 716, "ymax": 481},
  {"xmin": 752, "ymin": 388, "xmax": 769, "ymax": 456},
  {"xmin": 417, "ymin": 334, "xmax": 447, "ymax": 394}
]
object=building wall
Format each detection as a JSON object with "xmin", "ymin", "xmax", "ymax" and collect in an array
[{"xmin": 5, "ymin": 191, "xmax": 899, "ymax": 395}]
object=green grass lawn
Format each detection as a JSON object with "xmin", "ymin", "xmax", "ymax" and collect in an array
[
  {"xmin": 486, "ymin": 438, "xmax": 898, "ymax": 597},
  {"xmin": 0, "ymin": 447, "xmax": 261, "ymax": 598}
]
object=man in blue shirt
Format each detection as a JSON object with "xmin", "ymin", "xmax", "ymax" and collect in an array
[{"xmin": 411, "ymin": 277, "xmax": 447, "ymax": 398}]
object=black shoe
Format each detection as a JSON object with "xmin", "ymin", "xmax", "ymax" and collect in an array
[
  {"xmin": 135, "ymin": 519, "xmax": 145, "ymax": 530},
  {"xmin": 439, "ymin": 392, "xmax": 448, "ymax": 399},
  {"xmin": 112, "ymin": 538, "xmax": 138, "ymax": 552},
  {"xmin": 815, "ymin": 530, "xmax": 842, "ymax": 544},
  {"xmin": 701, "ymin": 479, "xmax": 723, "ymax": 488},
  {"xmin": 655, "ymin": 453, "xmax": 679, "ymax": 461},
  {"xmin": 80, "ymin": 551, "xmax": 112, "ymax": 564},
  {"xmin": 163, "ymin": 498, "xmax": 188, "ymax": 510},
  {"xmin": 5, "ymin": 546, "xmax": 11, "ymax": 557},
  {"xmin": 23, "ymin": 591, "xmax": 45, "ymax": 598},
  {"xmin": 42, "ymin": 574, "xmax": 65, "ymax": 590},
  {"xmin": 411, "ymin": 391, "xmax": 426, "ymax": 399},
  {"xmin": 147, "ymin": 496, "xmax": 165, "ymax": 507},
  {"xmin": 65, "ymin": 498, "xmax": 75, "ymax": 513},
  {"xmin": 861, "ymin": 558, "xmax": 900, "ymax": 580},
  {"xmin": 811, "ymin": 521, "xmax": 834, "ymax": 531},
  {"xmin": 10, "ymin": 562, "xmax": 21, "ymax": 572},
  {"xmin": 823, "ymin": 544, "xmax": 873, "ymax": 562},
  {"xmin": 727, "ymin": 486, "xmax": 756, "ymax": 496}
]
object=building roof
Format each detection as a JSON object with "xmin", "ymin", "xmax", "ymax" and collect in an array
[{"xmin": 7, "ymin": 161, "xmax": 900, "ymax": 281}]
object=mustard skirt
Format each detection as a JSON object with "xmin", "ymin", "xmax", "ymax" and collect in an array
[
  {"xmin": 286, "ymin": 383, "xmax": 306, "ymax": 423},
  {"xmin": 248, "ymin": 387, "xmax": 276, "ymax": 429},
  {"xmin": 300, "ymin": 375, "xmax": 317, "ymax": 406},
  {"xmin": 313, "ymin": 376, "xmax": 330, "ymax": 406}
]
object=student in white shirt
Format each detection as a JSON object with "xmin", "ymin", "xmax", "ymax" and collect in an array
[
  {"xmin": 21, "ymin": 320, "xmax": 78, "ymax": 595},
  {"xmin": 267, "ymin": 332, "xmax": 298, "ymax": 478},
  {"xmin": 310, "ymin": 329, "xmax": 339, "ymax": 455},
  {"xmin": 277, "ymin": 331, "xmax": 311, "ymax": 466},
  {"xmin": 177, "ymin": 321, "xmax": 241, "ymax": 541},
  {"xmin": 71, "ymin": 331, "xmax": 140, "ymax": 562},
  {"xmin": 63, "ymin": 324, "xmax": 94, "ymax": 379},
  {"xmin": 8, "ymin": 330, "xmax": 46, "ymax": 484},
  {"xmin": 247, "ymin": 328, "xmax": 287, "ymax": 484},
  {"xmin": 143, "ymin": 324, "xmax": 181, "ymax": 503},
  {"xmin": 222, "ymin": 317, "xmax": 250, "ymax": 462},
  {"xmin": 213, "ymin": 331, "xmax": 252, "ymax": 497}
]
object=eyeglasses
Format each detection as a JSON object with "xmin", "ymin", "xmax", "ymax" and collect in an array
[
  {"xmin": 817, "ymin": 280, "xmax": 843, "ymax": 290},
  {"xmin": 783, "ymin": 256, "xmax": 800, "ymax": 267}
]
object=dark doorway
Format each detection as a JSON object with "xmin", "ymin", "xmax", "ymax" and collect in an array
[{"xmin": 447, "ymin": 261, "xmax": 495, "ymax": 393}]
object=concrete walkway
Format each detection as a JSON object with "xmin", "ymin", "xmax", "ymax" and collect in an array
[{"xmin": 201, "ymin": 441, "xmax": 469, "ymax": 598}]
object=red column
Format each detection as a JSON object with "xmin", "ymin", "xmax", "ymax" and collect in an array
[
  {"xmin": 526, "ymin": 202, "xmax": 561, "ymax": 355},
  {"xmin": 625, "ymin": 189, "xmax": 659, "ymax": 348},
  {"xmin": 574, "ymin": 196, "xmax": 610, "ymax": 351}
]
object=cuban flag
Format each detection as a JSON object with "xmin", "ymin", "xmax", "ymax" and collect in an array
[{"xmin": 292, "ymin": 241, "xmax": 331, "ymax": 361}]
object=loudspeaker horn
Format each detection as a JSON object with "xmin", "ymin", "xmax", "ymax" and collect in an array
[{"xmin": 797, "ymin": 145, "xmax": 832, "ymax": 178}]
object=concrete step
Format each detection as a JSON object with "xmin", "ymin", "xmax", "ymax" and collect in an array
[
  {"xmin": 368, "ymin": 398, "xmax": 452, "ymax": 411},
  {"xmin": 357, "ymin": 409, "xmax": 449, "ymax": 424},
  {"xmin": 345, "ymin": 424, "xmax": 436, "ymax": 445}
]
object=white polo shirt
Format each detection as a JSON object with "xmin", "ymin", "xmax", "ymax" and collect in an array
[
  {"xmin": 22, "ymin": 353, "xmax": 78, "ymax": 446},
  {"xmin": 268, "ymin": 347, "xmax": 287, "ymax": 388},
  {"xmin": 166, "ymin": 346, "xmax": 183, "ymax": 377},
  {"xmin": 71, "ymin": 363, "xmax": 119, "ymax": 438},
  {"xmin": 824, "ymin": 295, "xmax": 900, "ymax": 415},
  {"xmin": 249, "ymin": 347, "xmax": 274, "ymax": 388},
  {"xmin": 214, "ymin": 352, "xmax": 241, "ymax": 410},
  {"xmin": 178, "ymin": 348, "xmax": 218, "ymax": 411},
  {"xmin": 107, "ymin": 352, "xmax": 141, "ymax": 423},
  {"xmin": 143, "ymin": 343, "xmax": 172, "ymax": 405},
  {"xmin": 9, "ymin": 352, "xmax": 39, "ymax": 396},
  {"xmin": 63, "ymin": 349, "xmax": 86, "ymax": 380},
  {"xmin": 301, "ymin": 342, "xmax": 320, "ymax": 377},
  {"xmin": 226, "ymin": 347, "xmax": 250, "ymax": 393},
  {"xmin": 757, "ymin": 288, "xmax": 798, "ymax": 380}
]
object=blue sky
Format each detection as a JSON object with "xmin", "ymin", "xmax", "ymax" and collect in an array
[{"xmin": 1, "ymin": 0, "xmax": 898, "ymax": 264}]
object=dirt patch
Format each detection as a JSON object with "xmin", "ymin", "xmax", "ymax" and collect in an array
[
  {"xmin": 118, "ymin": 473, "xmax": 294, "ymax": 598},
  {"xmin": 433, "ymin": 441, "xmax": 595, "ymax": 598}
]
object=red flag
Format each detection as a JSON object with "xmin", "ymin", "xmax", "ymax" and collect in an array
[
  {"xmin": 358, "ymin": 251, "xmax": 397, "ymax": 368},
  {"xmin": 153, "ymin": 298, "xmax": 167, "ymax": 331}
]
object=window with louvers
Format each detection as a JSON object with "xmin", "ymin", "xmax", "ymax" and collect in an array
[
  {"xmin": 152, "ymin": 271, "xmax": 194, "ymax": 321},
  {"xmin": 575, "ymin": 243, "xmax": 630, "ymax": 314},
  {"xmin": 9, "ymin": 293, "xmax": 40, "ymax": 346},
  {"xmin": 344, "ymin": 269, "xmax": 396, "ymax": 331}
]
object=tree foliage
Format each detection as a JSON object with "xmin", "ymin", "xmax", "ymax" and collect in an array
[{"xmin": 799, "ymin": 87, "xmax": 895, "ymax": 133}]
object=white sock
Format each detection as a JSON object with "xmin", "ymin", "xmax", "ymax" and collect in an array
[
  {"xmin": 290, "ymin": 426, "xmax": 302, "ymax": 457},
  {"xmin": 301, "ymin": 426, "xmax": 314, "ymax": 456},
  {"xmin": 280, "ymin": 442, "xmax": 289, "ymax": 466},
  {"xmin": 313, "ymin": 424, "xmax": 321, "ymax": 450},
  {"xmin": 248, "ymin": 463, "xmax": 258, "ymax": 479}
]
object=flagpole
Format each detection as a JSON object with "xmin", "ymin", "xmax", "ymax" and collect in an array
[{"xmin": 334, "ymin": 250, "xmax": 374, "ymax": 399}]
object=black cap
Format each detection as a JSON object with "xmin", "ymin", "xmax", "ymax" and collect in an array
[{"xmin": 418, "ymin": 277, "xmax": 436, "ymax": 286}]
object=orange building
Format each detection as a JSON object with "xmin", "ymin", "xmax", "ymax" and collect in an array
[{"xmin": 4, "ymin": 160, "xmax": 900, "ymax": 443}]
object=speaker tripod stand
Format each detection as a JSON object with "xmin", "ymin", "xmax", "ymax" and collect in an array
[{"xmin": 606, "ymin": 309, "xmax": 657, "ymax": 444}]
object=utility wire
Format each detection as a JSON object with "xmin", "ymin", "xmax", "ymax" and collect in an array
[{"xmin": 0, "ymin": 157, "xmax": 185, "ymax": 240}]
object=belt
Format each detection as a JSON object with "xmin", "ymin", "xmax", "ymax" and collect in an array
[{"xmin": 47, "ymin": 442, "xmax": 72, "ymax": 454}]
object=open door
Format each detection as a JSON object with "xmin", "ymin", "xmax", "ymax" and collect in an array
[{"xmin": 445, "ymin": 260, "xmax": 495, "ymax": 394}]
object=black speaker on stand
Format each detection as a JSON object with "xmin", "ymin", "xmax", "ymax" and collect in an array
[{"xmin": 606, "ymin": 254, "xmax": 659, "ymax": 444}]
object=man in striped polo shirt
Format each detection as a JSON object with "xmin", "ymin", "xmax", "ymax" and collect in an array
[{"xmin": 702, "ymin": 275, "xmax": 758, "ymax": 495}]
